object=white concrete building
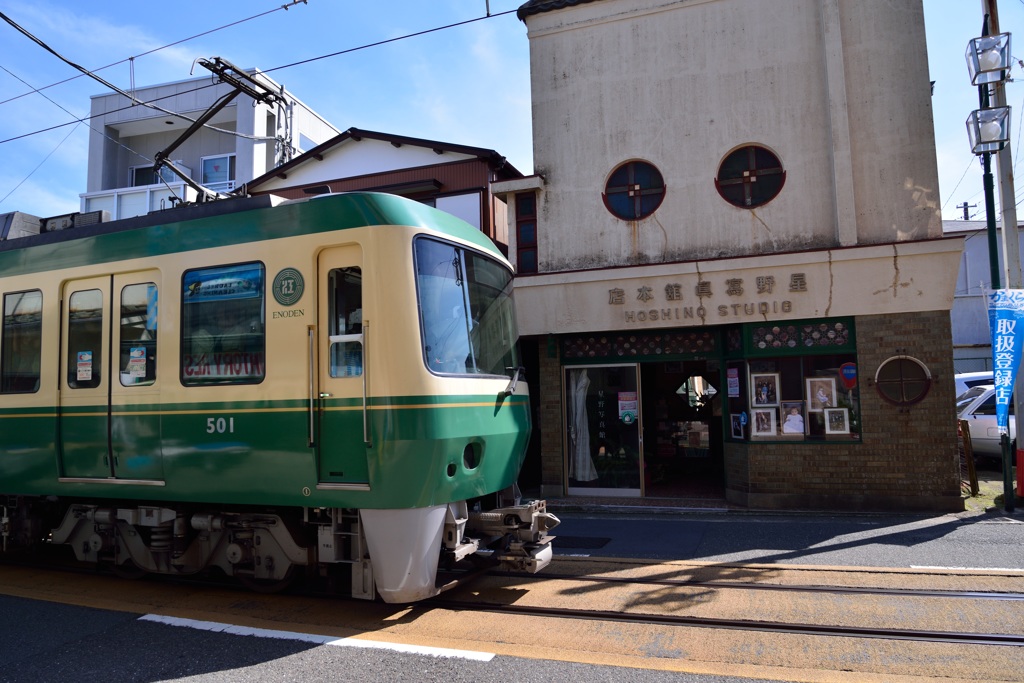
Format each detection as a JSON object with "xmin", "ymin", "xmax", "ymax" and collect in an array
[
  {"xmin": 81, "ymin": 70, "xmax": 338, "ymax": 220},
  {"xmin": 243, "ymin": 127, "xmax": 523, "ymax": 250},
  {"xmin": 494, "ymin": 0, "xmax": 964, "ymax": 511},
  {"xmin": 945, "ymin": 220, "xmax": 1024, "ymax": 372}
]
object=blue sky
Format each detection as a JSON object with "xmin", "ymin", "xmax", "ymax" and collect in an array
[{"xmin": 0, "ymin": 0, "xmax": 1019, "ymax": 224}]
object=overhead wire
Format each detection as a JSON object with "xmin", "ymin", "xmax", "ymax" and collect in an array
[
  {"xmin": 945, "ymin": 73, "xmax": 1024, "ymax": 222},
  {"xmin": 0, "ymin": 6, "xmax": 518, "ymax": 148},
  {"xmin": 942, "ymin": 158, "xmax": 978, "ymax": 211},
  {"xmin": 0, "ymin": 83, "xmax": 214, "ymax": 145},
  {"xmin": 0, "ymin": 63, "xmax": 149, "ymax": 160},
  {"xmin": 261, "ymin": 9, "xmax": 515, "ymax": 76},
  {"xmin": 0, "ymin": 62, "xmax": 156, "ymax": 210},
  {"xmin": 0, "ymin": 4, "xmax": 316, "ymax": 209},
  {"xmin": 0, "ymin": 3, "xmax": 516, "ymax": 208},
  {"xmin": 0, "ymin": 10, "xmax": 280, "ymax": 144},
  {"xmin": 0, "ymin": 0, "xmax": 309, "ymax": 108},
  {"xmin": 0, "ymin": 122, "xmax": 79, "ymax": 207}
]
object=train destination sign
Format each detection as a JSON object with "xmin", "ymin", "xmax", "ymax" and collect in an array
[{"xmin": 183, "ymin": 351, "xmax": 265, "ymax": 379}]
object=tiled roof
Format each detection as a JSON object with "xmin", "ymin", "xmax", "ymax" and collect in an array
[
  {"xmin": 517, "ymin": 0, "xmax": 601, "ymax": 20},
  {"xmin": 241, "ymin": 127, "xmax": 522, "ymax": 192}
]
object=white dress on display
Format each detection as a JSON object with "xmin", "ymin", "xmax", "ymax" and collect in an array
[{"xmin": 569, "ymin": 369, "xmax": 599, "ymax": 482}]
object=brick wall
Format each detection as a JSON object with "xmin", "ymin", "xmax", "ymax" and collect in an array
[
  {"xmin": 537, "ymin": 346, "xmax": 565, "ymax": 496},
  {"xmin": 536, "ymin": 310, "xmax": 962, "ymax": 511},
  {"xmin": 728, "ymin": 310, "xmax": 962, "ymax": 511}
]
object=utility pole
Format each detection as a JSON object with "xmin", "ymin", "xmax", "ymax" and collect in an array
[
  {"xmin": 985, "ymin": 2, "xmax": 1021, "ymax": 290},
  {"xmin": 956, "ymin": 201, "xmax": 977, "ymax": 220},
  {"xmin": 982, "ymin": 0, "xmax": 1021, "ymax": 507}
]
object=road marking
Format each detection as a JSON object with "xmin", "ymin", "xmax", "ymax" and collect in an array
[
  {"xmin": 911, "ymin": 565, "xmax": 1024, "ymax": 572},
  {"xmin": 139, "ymin": 614, "xmax": 495, "ymax": 661}
]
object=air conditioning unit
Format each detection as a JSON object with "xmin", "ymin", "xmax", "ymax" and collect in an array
[
  {"xmin": 43, "ymin": 210, "xmax": 111, "ymax": 232},
  {"xmin": 73, "ymin": 210, "xmax": 108, "ymax": 227}
]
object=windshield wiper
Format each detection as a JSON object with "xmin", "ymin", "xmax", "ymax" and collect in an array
[{"xmin": 503, "ymin": 366, "xmax": 525, "ymax": 396}]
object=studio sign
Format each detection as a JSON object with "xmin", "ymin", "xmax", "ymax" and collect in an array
[{"xmin": 609, "ymin": 273, "xmax": 808, "ymax": 324}]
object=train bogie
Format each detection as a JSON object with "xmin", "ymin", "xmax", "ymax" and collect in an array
[{"xmin": 0, "ymin": 192, "xmax": 557, "ymax": 601}]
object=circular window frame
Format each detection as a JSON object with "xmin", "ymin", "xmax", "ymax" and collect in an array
[
  {"xmin": 874, "ymin": 355, "xmax": 932, "ymax": 406},
  {"xmin": 715, "ymin": 144, "xmax": 786, "ymax": 208},
  {"xmin": 602, "ymin": 160, "xmax": 666, "ymax": 220}
]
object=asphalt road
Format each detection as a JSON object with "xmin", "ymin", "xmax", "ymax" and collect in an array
[
  {"xmin": 0, "ymin": 592, "xmax": 780, "ymax": 683},
  {"xmin": 1, "ymin": 508, "xmax": 1021, "ymax": 683},
  {"xmin": 549, "ymin": 508, "xmax": 1024, "ymax": 571}
]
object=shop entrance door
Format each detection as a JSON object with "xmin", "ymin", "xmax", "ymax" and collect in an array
[
  {"xmin": 565, "ymin": 363, "xmax": 641, "ymax": 497},
  {"xmin": 641, "ymin": 360, "xmax": 725, "ymax": 499}
]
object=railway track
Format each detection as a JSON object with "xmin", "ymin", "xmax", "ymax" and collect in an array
[
  {"xmin": 491, "ymin": 568, "xmax": 1024, "ymax": 601},
  {"xmin": 4, "ymin": 552, "xmax": 1024, "ymax": 678},
  {"xmin": 430, "ymin": 595, "xmax": 1024, "ymax": 647},
  {"xmin": 420, "ymin": 561, "xmax": 1024, "ymax": 649}
]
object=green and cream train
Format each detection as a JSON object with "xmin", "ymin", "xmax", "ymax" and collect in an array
[{"xmin": 0, "ymin": 192, "xmax": 557, "ymax": 602}]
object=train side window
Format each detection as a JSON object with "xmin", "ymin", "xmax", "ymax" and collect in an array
[
  {"xmin": 120, "ymin": 283, "xmax": 157, "ymax": 386},
  {"xmin": 67, "ymin": 289, "xmax": 103, "ymax": 389},
  {"xmin": 328, "ymin": 267, "xmax": 362, "ymax": 378},
  {"xmin": 180, "ymin": 263, "xmax": 266, "ymax": 386},
  {"xmin": 1, "ymin": 290, "xmax": 42, "ymax": 394}
]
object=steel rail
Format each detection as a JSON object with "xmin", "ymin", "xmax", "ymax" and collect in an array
[
  {"xmin": 492, "ymin": 570, "xmax": 1024, "ymax": 601},
  {"xmin": 429, "ymin": 597, "xmax": 1024, "ymax": 647}
]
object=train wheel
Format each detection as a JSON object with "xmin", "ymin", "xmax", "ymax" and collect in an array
[
  {"xmin": 109, "ymin": 560, "xmax": 148, "ymax": 580},
  {"xmin": 237, "ymin": 567, "xmax": 297, "ymax": 594}
]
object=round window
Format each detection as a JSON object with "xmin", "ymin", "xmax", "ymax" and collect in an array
[
  {"xmin": 874, "ymin": 356, "xmax": 932, "ymax": 406},
  {"xmin": 602, "ymin": 161, "xmax": 666, "ymax": 220},
  {"xmin": 715, "ymin": 145, "xmax": 786, "ymax": 208}
]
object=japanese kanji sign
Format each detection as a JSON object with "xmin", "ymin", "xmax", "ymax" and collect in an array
[{"xmin": 987, "ymin": 289, "xmax": 1024, "ymax": 434}]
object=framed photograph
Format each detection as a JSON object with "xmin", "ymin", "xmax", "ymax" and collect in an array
[
  {"xmin": 780, "ymin": 401, "xmax": 805, "ymax": 435},
  {"xmin": 752, "ymin": 408, "xmax": 776, "ymax": 436},
  {"xmin": 731, "ymin": 414, "xmax": 744, "ymax": 439},
  {"xmin": 806, "ymin": 377, "xmax": 836, "ymax": 412},
  {"xmin": 824, "ymin": 407, "xmax": 850, "ymax": 434},
  {"xmin": 750, "ymin": 373, "xmax": 780, "ymax": 407}
]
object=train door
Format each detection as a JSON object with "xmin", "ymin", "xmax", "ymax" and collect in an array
[
  {"xmin": 316, "ymin": 246, "xmax": 370, "ymax": 486},
  {"xmin": 59, "ymin": 273, "xmax": 163, "ymax": 481},
  {"xmin": 59, "ymin": 276, "xmax": 112, "ymax": 478},
  {"xmin": 109, "ymin": 273, "xmax": 163, "ymax": 481}
]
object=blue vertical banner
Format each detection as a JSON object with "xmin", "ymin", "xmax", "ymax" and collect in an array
[{"xmin": 987, "ymin": 289, "xmax": 1024, "ymax": 433}]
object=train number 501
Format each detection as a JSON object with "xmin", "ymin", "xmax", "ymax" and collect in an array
[{"xmin": 206, "ymin": 417, "xmax": 236, "ymax": 434}]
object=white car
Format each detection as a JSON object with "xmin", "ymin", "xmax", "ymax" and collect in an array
[
  {"xmin": 955, "ymin": 371, "xmax": 993, "ymax": 398},
  {"xmin": 956, "ymin": 384, "xmax": 1015, "ymax": 460}
]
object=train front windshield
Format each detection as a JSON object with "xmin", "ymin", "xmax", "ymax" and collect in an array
[{"xmin": 415, "ymin": 237, "xmax": 520, "ymax": 376}]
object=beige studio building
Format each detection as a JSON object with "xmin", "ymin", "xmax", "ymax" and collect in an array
[{"xmin": 492, "ymin": 0, "xmax": 965, "ymax": 511}]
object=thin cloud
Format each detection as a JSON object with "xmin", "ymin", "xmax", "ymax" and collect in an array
[
  {"xmin": 3, "ymin": 2, "xmax": 209, "ymax": 92},
  {"xmin": 0, "ymin": 169, "xmax": 80, "ymax": 215}
]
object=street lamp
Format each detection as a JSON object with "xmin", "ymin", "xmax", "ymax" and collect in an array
[
  {"xmin": 966, "ymin": 32, "xmax": 1011, "ymax": 84},
  {"xmin": 966, "ymin": 25, "xmax": 1016, "ymax": 512},
  {"xmin": 966, "ymin": 105, "xmax": 1011, "ymax": 154}
]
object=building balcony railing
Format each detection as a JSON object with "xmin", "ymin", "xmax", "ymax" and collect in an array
[
  {"xmin": 205, "ymin": 180, "xmax": 237, "ymax": 193},
  {"xmin": 80, "ymin": 183, "xmax": 200, "ymax": 221}
]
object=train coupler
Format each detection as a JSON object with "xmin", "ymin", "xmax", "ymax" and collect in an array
[
  {"xmin": 466, "ymin": 499, "xmax": 559, "ymax": 573},
  {"xmin": 494, "ymin": 538, "xmax": 554, "ymax": 573}
]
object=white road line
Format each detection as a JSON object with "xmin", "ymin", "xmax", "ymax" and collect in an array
[
  {"xmin": 910, "ymin": 565, "xmax": 1024, "ymax": 572},
  {"xmin": 139, "ymin": 614, "xmax": 495, "ymax": 661}
]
